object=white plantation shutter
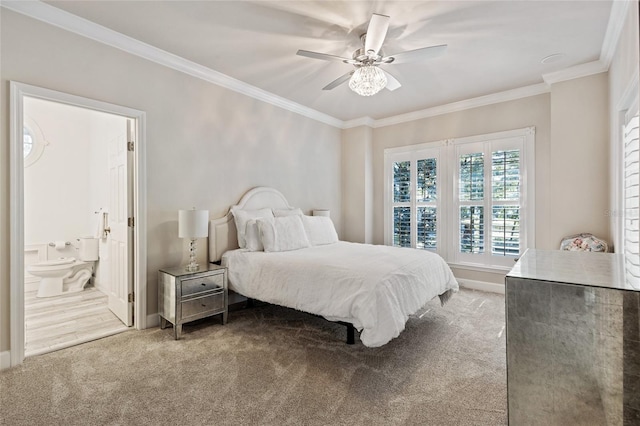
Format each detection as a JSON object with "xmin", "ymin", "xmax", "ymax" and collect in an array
[
  {"xmin": 384, "ymin": 127, "xmax": 534, "ymax": 271},
  {"xmin": 389, "ymin": 150, "xmax": 440, "ymax": 251},
  {"xmin": 491, "ymin": 150, "xmax": 521, "ymax": 257},
  {"xmin": 624, "ymin": 113, "xmax": 640, "ymax": 289},
  {"xmin": 392, "ymin": 161, "xmax": 411, "ymax": 247},
  {"xmin": 454, "ymin": 140, "xmax": 524, "ymax": 268},
  {"xmin": 416, "ymin": 158, "xmax": 437, "ymax": 249}
]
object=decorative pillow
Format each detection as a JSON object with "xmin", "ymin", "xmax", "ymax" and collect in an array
[
  {"xmin": 245, "ymin": 218, "xmax": 270, "ymax": 252},
  {"xmin": 273, "ymin": 208, "xmax": 303, "ymax": 217},
  {"xmin": 302, "ymin": 215, "xmax": 339, "ymax": 246},
  {"xmin": 230, "ymin": 207, "xmax": 274, "ymax": 249},
  {"xmin": 560, "ymin": 233, "xmax": 609, "ymax": 252},
  {"xmin": 257, "ymin": 215, "xmax": 310, "ymax": 252}
]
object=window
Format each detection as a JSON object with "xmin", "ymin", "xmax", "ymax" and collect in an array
[
  {"xmin": 385, "ymin": 127, "xmax": 534, "ymax": 271},
  {"xmin": 23, "ymin": 127, "xmax": 34, "ymax": 158},
  {"xmin": 23, "ymin": 117, "xmax": 46, "ymax": 168},
  {"xmin": 389, "ymin": 147, "xmax": 442, "ymax": 251}
]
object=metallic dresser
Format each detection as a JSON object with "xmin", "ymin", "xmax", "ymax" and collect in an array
[
  {"xmin": 506, "ymin": 249, "xmax": 640, "ymax": 425},
  {"xmin": 158, "ymin": 264, "xmax": 227, "ymax": 339}
]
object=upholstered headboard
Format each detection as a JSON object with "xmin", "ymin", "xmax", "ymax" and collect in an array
[{"xmin": 208, "ymin": 187, "xmax": 292, "ymax": 262}]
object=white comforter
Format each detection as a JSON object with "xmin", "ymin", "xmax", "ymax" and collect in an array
[{"xmin": 222, "ymin": 241, "xmax": 458, "ymax": 347}]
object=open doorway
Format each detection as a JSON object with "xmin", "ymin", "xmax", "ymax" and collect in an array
[
  {"xmin": 23, "ymin": 97, "xmax": 131, "ymax": 356},
  {"xmin": 9, "ymin": 82, "xmax": 147, "ymax": 367}
]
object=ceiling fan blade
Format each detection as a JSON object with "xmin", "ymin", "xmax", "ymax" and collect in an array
[
  {"xmin": 322, "ymin": 71, "xmax": 354, "ymax": 90},
  {"xmin": 364, "ymin": 13, "xmax": 390, "ymax": 55},
  {"xmin": 382, "ymin": 69, "xmax": 401, "ymax": 91},
  {"xmin": 384, "ymin": 44, "xmax": 447, "ymax": 64},
  {"xmin": 297, "ymin": 49, "xmax": 351, "ymax": 63}
]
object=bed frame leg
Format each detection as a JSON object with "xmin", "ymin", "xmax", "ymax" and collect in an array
[{"xmin": 346, "ymin": 323, "xmax": 355, "ymax": 345}]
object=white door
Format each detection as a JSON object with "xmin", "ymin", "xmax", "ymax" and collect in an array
[{"xmin": 107, "ymin": 118, "xmax": 134, "ymax": 326}]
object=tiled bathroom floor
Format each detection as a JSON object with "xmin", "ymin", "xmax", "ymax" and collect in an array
[{"xmin": 25, "ymin": 285, "xmax": 129, "ymax": 357}]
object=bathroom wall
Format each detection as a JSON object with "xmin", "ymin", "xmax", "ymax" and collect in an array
[
  {"xmin": 24, "ymin": 97, "xmax": 93, "ymax": 246},
  {"xmin": 23, "ymin": 97, "xmax": 126, "ymax": 289}
]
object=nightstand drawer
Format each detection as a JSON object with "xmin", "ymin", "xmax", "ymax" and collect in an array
[
  {"xmin": 181, "ymin": 292, "xmax": 225, "ymax": 320},
  {"xmin": 181, "ymin": 274, "xmax": 223, "ymax": 296}
]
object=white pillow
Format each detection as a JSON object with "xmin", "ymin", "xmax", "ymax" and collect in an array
[
  {"xmin": 302, "ymin": 215, "xmax": 339, "ymax": 246},
  {"xmin": 257, "ymin": 215, "xmax": 310, "ymax": 252},
  {"xmin": 231, "ymin": 207, "xmax": 274, "ymax": 249},
  {"xmin": 273, "ymin": 208, "xmax": 303, "ymax": 217},
  {"xmin": 245, "ymin": 218, "xmax": 270, "ymax": 252}
]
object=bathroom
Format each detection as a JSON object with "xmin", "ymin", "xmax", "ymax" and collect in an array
[{"xmin": 23, "ymin": 96, "xmax": 130, "ymax": 356}]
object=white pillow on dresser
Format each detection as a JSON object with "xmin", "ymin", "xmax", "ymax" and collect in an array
[
  {"xmin": 231, "ymin": 207, "xmax": 274, "ymax": 249},
  {"xmin": 302, "ymin": 216, "xmax": 339, "ymax": 246},
  {"xmin": 257, "ymin": 215, "xmax": 310, "ymax": 252}
]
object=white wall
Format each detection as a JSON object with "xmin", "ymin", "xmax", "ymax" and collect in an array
[
  {"xmin": 24, "ymin": 97, "xmax": 95, "ymax": 246},
  {"xmin": 548, "ymin": 73, "xmax": 610, "ymax": 246},
  {"xmin": 341, "ymin": 126, "xmax": 373, "ymax": 244},
  {"xmin": 0, "ymin": 9, "xmax": 343, "ymax": 353}
]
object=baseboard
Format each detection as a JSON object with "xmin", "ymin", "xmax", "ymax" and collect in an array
[
  {"xmin": 146, "ymin": 313, "xmax": 159, "ymax": 328},
  {"xmin": 459, "ymin": 279, "xmax": 505, "ymax": 294},
  {"xmin": 0, "ymin": 351, "xmax": 11, "ymax": 370}
]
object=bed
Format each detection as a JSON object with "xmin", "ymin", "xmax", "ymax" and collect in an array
[{"xmin": 209, "ymin": 187, "xmax": 458, "ymax": 347}]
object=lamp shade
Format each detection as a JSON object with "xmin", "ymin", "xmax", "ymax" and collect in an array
[
  {"xmin": 178, "ymin": 209, "xmax": 208, "ymax": 239},
  {"xmin": 313, "ymin": 210, "xmax": 330, "ymax": 217}
]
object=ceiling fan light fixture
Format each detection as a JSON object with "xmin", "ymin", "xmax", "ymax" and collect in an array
[{"xmin": 349, "ymin": 65, "xmax": 387, "ymax": 96}]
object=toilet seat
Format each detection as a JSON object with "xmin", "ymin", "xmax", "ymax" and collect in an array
[
  {"xmin": 28, "ymin": 257, "xmax": 84, "ymax": 273},
  {"xmin": 39, "ymin": 257, "xmax": 75, "ymax": 266}
]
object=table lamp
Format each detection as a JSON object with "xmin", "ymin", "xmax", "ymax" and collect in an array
[{"xmin": 178, "ymin": 208, "xmax": 208, "ymax": 272}]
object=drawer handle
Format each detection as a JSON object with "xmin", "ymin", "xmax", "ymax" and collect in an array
[{"xmin": 201, "ymin": 283, "xmax": 206, "ymax": 286}]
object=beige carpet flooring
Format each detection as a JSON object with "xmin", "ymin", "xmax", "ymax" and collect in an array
[{"xmin": 0, "ymin": 288, "xmax": 507, "ymax": 425}]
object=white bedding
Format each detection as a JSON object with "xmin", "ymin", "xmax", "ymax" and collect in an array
[{"xmin": 221, "ymin": 241, "xmax": 458, "ymax": 347}]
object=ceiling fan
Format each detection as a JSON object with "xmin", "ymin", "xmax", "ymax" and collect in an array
[{"xmin": 297, "ymin": 13, "xmax": 447, "ymax": 97}]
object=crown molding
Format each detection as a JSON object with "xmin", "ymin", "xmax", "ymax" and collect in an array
[
  {"xmin": 342, "ymin": 116, "xmax": 376, "ymax": 129},
  {"xmin": 0, "ymin": 0, "xmax": 343, "ymax": 128},
  {"xmin": 372, "ymin": 83, "xmax": 550, "ymax": 129},
  {"xmin": 600, "ymin": 0, "xmax": 631, "ymax": 68},
  {"xmin": 542, "ymin": 60, "xmax": 608, "ymax": 85}
]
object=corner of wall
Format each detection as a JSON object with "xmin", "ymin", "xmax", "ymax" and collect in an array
[
  {"xmin": 341, "ymin": 125, "xmax": 374, "ymax": 243},
  {"xmin": 0, "ymin": 350, "xmax": 11, "ymax": 370},
  {"xmin": 146, "ymin": 313, "xmax": 159, "ymax": 328}
]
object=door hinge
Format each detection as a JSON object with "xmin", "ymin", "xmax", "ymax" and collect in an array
[
  {"xmin": 127, "ymin": 141, "xmax": 134, "ymax": 152},
  {"xmin": 128, "ymin": 293, "xmax": 134, "ymax": 303},
  {"xmin": 128, "ymin": 217, "xmax": 134, "ymax": 227}
]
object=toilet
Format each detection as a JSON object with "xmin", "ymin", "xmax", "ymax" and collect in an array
[{"xmin": 28, "ymin": 237, "xmax": 99, "ymax": 298}]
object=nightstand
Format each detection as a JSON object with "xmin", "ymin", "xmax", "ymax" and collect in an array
[{"xmin": 158, "ymin": 264, "xmax": 227, "ymax": 340}]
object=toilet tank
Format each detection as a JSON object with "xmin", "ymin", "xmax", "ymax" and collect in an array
[{"xmin": 78, "ymin": 236, "xmax": 99, "ymax": 261}]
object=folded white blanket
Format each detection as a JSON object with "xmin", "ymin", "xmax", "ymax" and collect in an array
[{"xmin": 222, "ymin": 241, "xmax": 459, "ymax": 347}]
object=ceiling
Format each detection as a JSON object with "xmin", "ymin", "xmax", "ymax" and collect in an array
[{"xmin": 42, "ymin": 0, "xmax": 613, "ymax": 122}]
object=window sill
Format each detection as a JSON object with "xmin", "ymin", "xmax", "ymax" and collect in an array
[{"xmin": 447, "ymin": 262, "xmax": 514, "ymax": 275}]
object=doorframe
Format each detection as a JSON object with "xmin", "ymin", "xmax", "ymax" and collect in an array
[{"xmin": 9, "ymin": 81, "xmax": 147, "ymax": 367}]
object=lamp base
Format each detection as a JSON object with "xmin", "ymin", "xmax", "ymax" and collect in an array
[
  {"xmin": 185, "ymin": 238, "xmax": 199, "ymax": 272},
  {"xmin": 185, "ymin": 263, "xmax": 200, "ymax": 272}
]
